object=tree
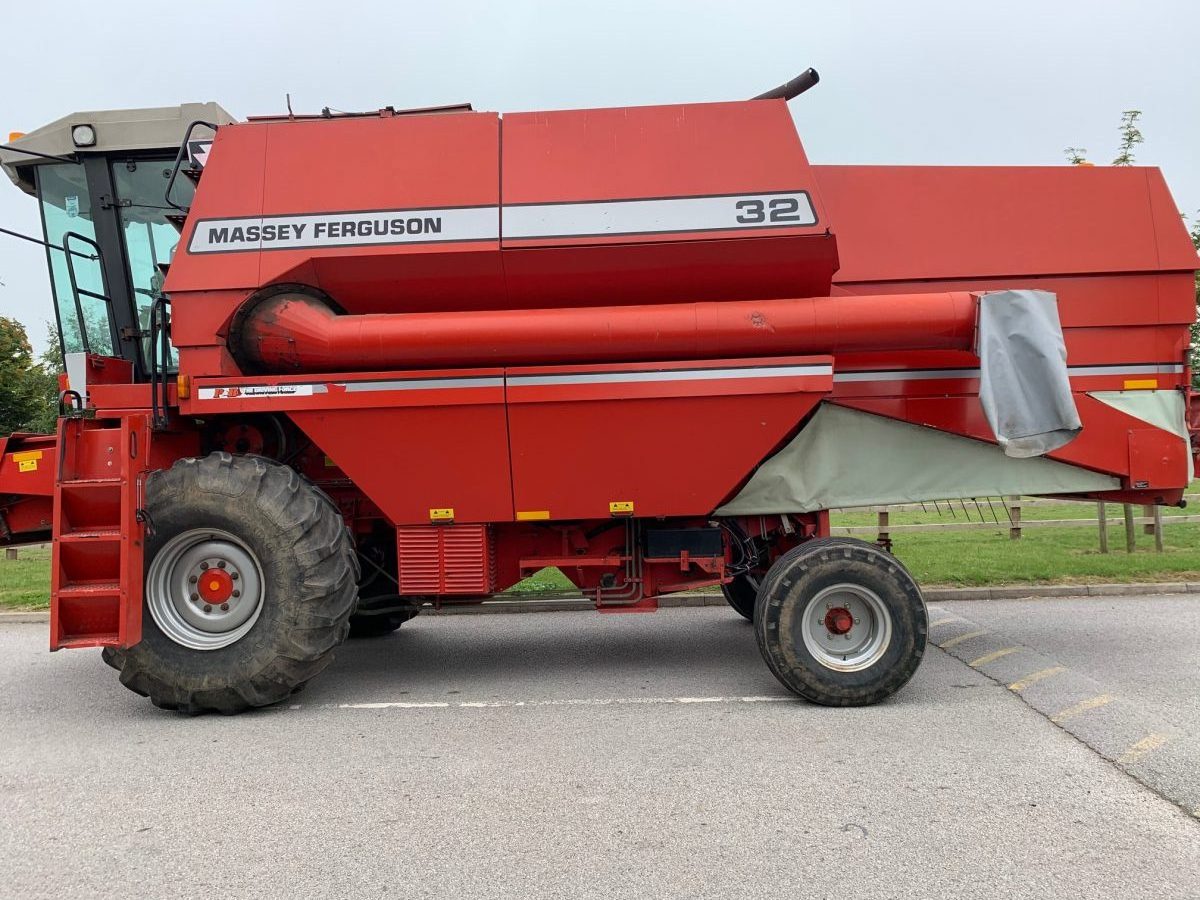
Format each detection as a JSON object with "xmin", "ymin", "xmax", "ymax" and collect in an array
[
  {"xmin": 26, "ymin": 323, "xmax": 63, "ymax": 434},
  {"xmin": 1064, "ymin": 146, "xmax": 1089, "ymax": 166},
  {"xmin": 1111, "ymin": 110, "xmax": 1144, "ymax": 166},
  {"xmin": 1063, "ymin": 109, "xmax": 1143, "ymax": 166},
  {"xmin": 0, "ymin": 319, "xmax": 61, "ymax": 435},
  {"xmin": 0, "ymin": 318, "xmax": 48, "ymax": 434}
]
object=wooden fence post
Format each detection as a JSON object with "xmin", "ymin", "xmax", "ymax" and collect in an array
[
  {"xmin": 1123, "ymin": 504, "xmax": 1136, "ymax": 553},
  {"xmin": 1143, "ymin": 504, "xmax": 1156, "ymax": 536},
  {"xmin": 1007, "ymin": 496, "xmax": 1022, "ymax": 540},
  {"xmin": 876, "ymin": 507, "xmax": 891, "ymax": 551},
  {"xmin": 1153, "ymin": 505, "xmax": 1164, "ymax": 553},
  {"xmin": 1097, "ymin": 501, "xmax": 1109, "ymax": 554},
  {"xmin": 3, "ymin": 548, "xmax": 16, "ymax": 561}
]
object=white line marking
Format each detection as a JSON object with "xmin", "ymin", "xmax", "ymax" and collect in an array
[{"xmin": 331, "ymin": 695, "xmax": 792, "ymax": 711}]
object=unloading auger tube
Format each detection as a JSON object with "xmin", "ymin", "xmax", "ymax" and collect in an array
[{"xmin": 230, "ymin": 290, "xmax": 980, "ymax": 373}]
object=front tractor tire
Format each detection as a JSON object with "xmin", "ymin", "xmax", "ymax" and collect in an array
[
  {"xmin": 753, "ymin": 538, "xmax": 927, "ymax": 706},
  {"xmin": 102, "ymin": 453, "xmax": 358, "ymax": 714}
]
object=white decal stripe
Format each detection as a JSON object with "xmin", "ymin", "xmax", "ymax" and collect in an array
[
  {"xmin": 1067, "ymin": 363, "xmax": 1184, "ymax": 376},
  {"xmin": 504, "ymin": 192, "xmax": 816, "ymax": 240},
  {"xmin": 194, "ymin": 366, "xmax": 830, "ymax": 400},
  {"xmin": 194, "ymin": 363, "xmax": 1181, "ymax": 400},
  {"xmin": 188, "ymin": 206, "xmax": 500, "ymax": 254},
  {"xmin": 339, "ymin": 377, "xmax": 504, "ymax": 392},
  {"xmin": 833, "ymin": 368, "xmax": 979, "ymax": 383},
  {"xmin": 507, "ymin": 364, "xmax": 832, "ymax": 387},
  {"xmin": 834, "ymin": 363, "xmax": 1185, "ymax": 384},
  {"xmin": 188, "ymin": 192, "xmax": 820, "ymax": 254}
]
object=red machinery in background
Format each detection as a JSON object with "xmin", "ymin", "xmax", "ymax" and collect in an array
[{"xmin": 0, "ymin": 69, "xmax": 1196, "ymax": 713}]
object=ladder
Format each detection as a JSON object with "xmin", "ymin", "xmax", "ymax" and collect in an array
[{"xmin": 50, "ymin": 415, "xmax": 148, "ymax": 650}]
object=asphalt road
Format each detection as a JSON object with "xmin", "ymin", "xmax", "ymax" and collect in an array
[{"xmin": 2, "ymin": 596, "xmax": 1199, "ymax": 899}]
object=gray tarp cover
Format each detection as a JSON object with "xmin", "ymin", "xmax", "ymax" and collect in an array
[
  {"xmin": 978, "ymin": 289, "xmax": 1081, "ymax": 457},
  {"xmin": 713, "ymin": 404, "xmax": 1117, "ymax": 516}
]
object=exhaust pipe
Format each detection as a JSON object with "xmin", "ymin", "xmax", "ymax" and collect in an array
[{"xmin": 752, "ymin": 68, "xmax": 820, "ymax": 101}]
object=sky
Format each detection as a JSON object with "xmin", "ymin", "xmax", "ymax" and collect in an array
[{"xmin": 1, "ymin": 0, "xmax": 1196, "ymax": 353}]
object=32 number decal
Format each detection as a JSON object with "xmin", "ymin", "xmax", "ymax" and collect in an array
[{"xmin": 734, "ymin": 196, "xmax": 806, "ymax": 225}]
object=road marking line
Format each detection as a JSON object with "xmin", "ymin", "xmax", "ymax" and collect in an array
[
  {"xmin": 928, "ymin": 617, "xmax": 961, "ymax": 628},
  {"xmin": 1050, "ymin": 693, "xmax": 1117, "ymax": 723},
  {"xmin": 969, "ymin": 646, "xmax": 1021, "ymax": 668},
  {"xmin": 334, "ymin": 695, "xmax": 793, "ymax": 711},
  {"xmin": 1117, "ymin": 733, "xmax": 1169, "ymax": 766},
  {"xmin": 938, "ymin": 629, "xmax": 988, "ymax": 649},
  {"xmin": 1008, "ymin": 666, "xmax": 1067, "ymax": 692}
]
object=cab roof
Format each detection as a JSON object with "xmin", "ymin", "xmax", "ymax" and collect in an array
[{"xmin": 1, "ymin": 102, "xmax": 235, "ymax": 195}]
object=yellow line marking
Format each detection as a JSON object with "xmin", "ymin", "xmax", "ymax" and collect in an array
[
  {"xmin": 1050, "ymin": 693, "xmax": 1116, "ymax": 723},
  {"xmin": 969, "ymin": 646, "xmax": 1020, "ymax": 668},
  {"xmin": 1117, "ymin": 733, "xmax": 1168, "ymax": 766},
  {"xmin": 929, "ymin": 617, "xmax": 961, "ymax": 628},
  {"xmin": 938, "ymin": 629, "xmax": 987, "ymax": 649},
  {"xmin": 1008, "ymin": 666, "xmax": 1066, "ymax": 692}
]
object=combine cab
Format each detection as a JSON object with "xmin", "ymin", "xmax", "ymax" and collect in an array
[{"xmin": 1, "ymin": 72, "xmax": 1196, "ymax": 713}]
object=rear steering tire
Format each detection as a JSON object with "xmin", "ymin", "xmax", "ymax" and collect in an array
[
  {"xmin": 102, "ymin": 453, "xmax": 358, "ymax": 714},
  {"xmin": 347, "ymin": 610, "xmax": 418, "ymax": 638},
  {"xmin": 721, "ymin": 574, "xmax": 760, "ymax": 621},
  {"xmin": 753, "ymin": 537, "xmax": 926, "ymax": 706}
]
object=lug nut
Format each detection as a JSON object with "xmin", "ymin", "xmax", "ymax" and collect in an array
[
  {"xmin": 200, "ymin": 562, "xmax": 209, "ymax": 570},
  {"xmin": 231, "ymin": 572, "xmax": 239, "ymax": 581},
  {"xmin": 232, "ymin": 590, "xmax": 241, "ymax": 598},
  {"xmin": 190, "ymin": 592, "xmax": 199, "ymax": 602},
  {"xmin": 220, "ymin": 603, "xmax": 229, "ymax": 611},
  {"xmin": 203, "ymin": 604, "xmax": 212, "ymax": 613},
  {"xmin": 217, "ymin": 561, "xmax": 226, "ymax": 569},
  {"xmin": 188, "ymin": 575, "xmax": 197, "ymax": 584}
]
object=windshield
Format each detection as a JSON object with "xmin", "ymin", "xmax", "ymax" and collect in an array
[
  {"xmin": 36, "ymin": 164, "xmax": 114, "ymax": 356},
  {"xmin": 110, "ymin": 159, "xmax": 192, "ymax": 366},
  {"xmin": 35, "ymin": 159, "xmax": 194, "ymax": 367}
]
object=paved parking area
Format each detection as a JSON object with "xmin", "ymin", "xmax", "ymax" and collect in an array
[{"xmin": 2, "ymin": 596, "xmax": 1199, "ymax": 899}]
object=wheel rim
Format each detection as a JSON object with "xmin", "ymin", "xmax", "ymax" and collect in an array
[
  {"xmin": 797, "ymin": 582, "xmax": 892, "ymax": 672},
  {"xmin": 146, "ymin": 528, "xmax": 265, "ymax": 651}
]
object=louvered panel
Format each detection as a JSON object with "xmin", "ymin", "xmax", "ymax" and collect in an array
[{"xmin": 396, "ymin": 525, "xmax": 494, "ymax": 595}]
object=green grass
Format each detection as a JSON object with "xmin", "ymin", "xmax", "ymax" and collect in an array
[
  {"xmin": 863, "ymin": 523, "xmax": 1200, "ymax": 587},
  {"xmin": 0, "ymin": 547, "xmax": 52, "ymax": 610},
  {"xmin": 4, "ymin": 488, "xmax": 1196, "ymax": 609}
]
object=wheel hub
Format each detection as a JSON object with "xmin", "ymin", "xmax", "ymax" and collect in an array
[
  {"xmin": 824, "ymin": 606, "xmax": 853, "ymax": 635},
  {"xmin": 196, "ymin": 567, "xmax": 235, "ymax": 603},
  {"xmin": 147, "ymin": 528, "xmax": 265, "ymax": 651},
  {"xmin": 798, "ymin": 583, "xmax": 893, "ymax": 672}
]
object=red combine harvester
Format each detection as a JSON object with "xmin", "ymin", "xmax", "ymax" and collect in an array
[{"xmin": 1, "ymin": 71, "xmax": 1196, "ymax": 713}]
